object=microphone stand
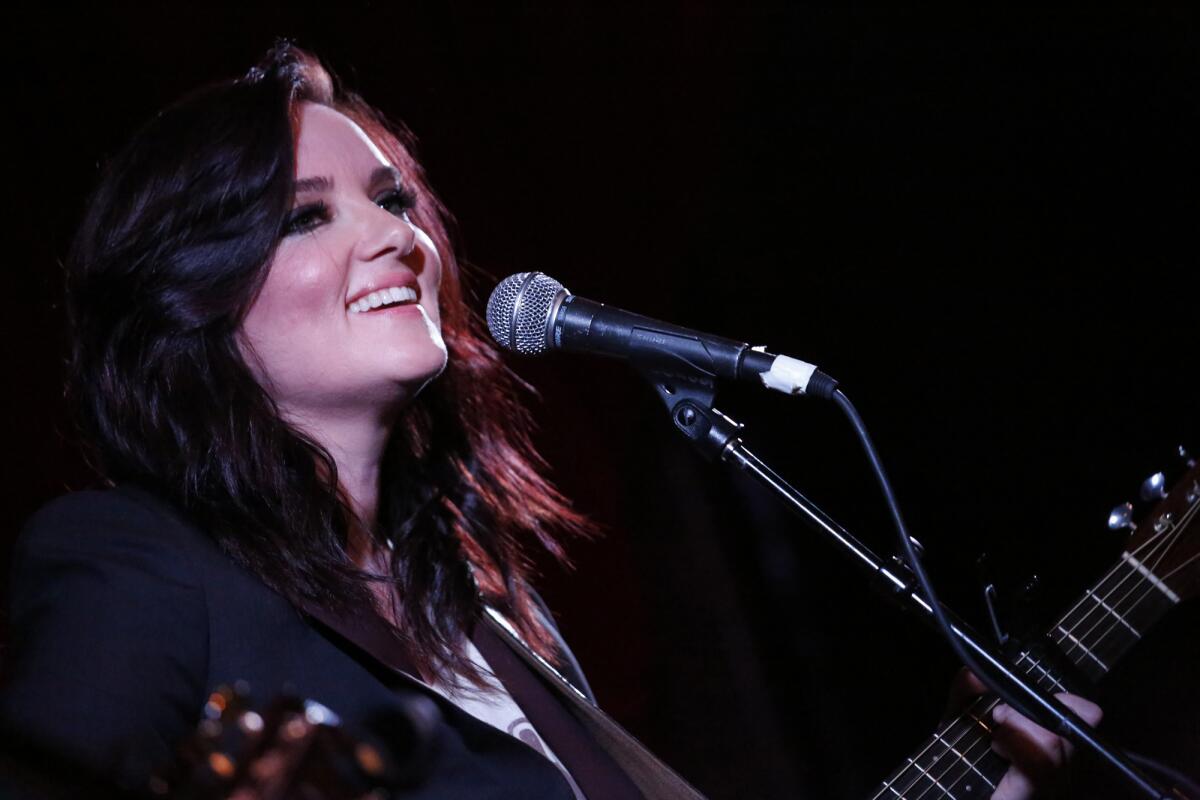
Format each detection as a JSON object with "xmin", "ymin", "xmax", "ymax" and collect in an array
[{"xmin": 639, "ymin": 367, "xmax": 1182, "ymax": 800}]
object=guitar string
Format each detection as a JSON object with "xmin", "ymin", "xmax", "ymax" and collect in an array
[
  {"xmin": 1052, "ymin": 536, "xmax": 1177, "ymax": 674},
  {"xmin": 908, "ymin": 654, "xmax": 1070, "ymax": 800},
  {"xmin": 904, "ymin": 698, "xmax": 1004, "ymax": 800},
  {"xmin": 915, "ymin": 644, "xmax": 1080, "ymax": 800},
  {"xmin": 1047, "ymin": 498, "xmax": 1191, "ymax": 647},
  {"xmin": 894, "ymin": 674, "xmax": 1051, "ymax": 800},
  {"xmin": 1053, "ymin": 500, "xmax": 1194, "ymax": 666},
  {"xmin": 871, "ymin": 695, "xmax": 996, "ymax": 800},
  {"xmin": 1078, "ymin": 496, "xmax": 1195, "ymax": 627},
  {"xmin": 878, "ymin": 649, "xmax": 1064, "ymax": 800},
  {"xmin": 1161, "ymin": 548, "xmax": 1200, "ymax": 584},
  {"xmin": 1068, "ymin": 543, "xmax": 1198, "ymax": 689},
  {"xmin": 899, "ymin": 711, "xmax": 992, "ymax": 800},
  {"xmin": 1050, "ymin": 497, "xmax": 1194, "ymax": 662},
  {"xmin": 1059, "ymin": 516, "xmax": 1190, "ymax": 666},
  {"xmin": 934, "ymin": 660, "xmax": 1072, "ymax": 800},
  {"xmin": 872, "ymin": 489, "xmax": 1197, "ymax": 799}
]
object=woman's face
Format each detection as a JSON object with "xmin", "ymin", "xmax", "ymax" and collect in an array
[{"xmin": 239, "ymin": 102, "xmax": 447, "ymax": 423}]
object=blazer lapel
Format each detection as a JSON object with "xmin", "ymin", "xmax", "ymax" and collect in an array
[{"xmin": 299, "ymin": 599, "xmax": 423, "ymax": 683}]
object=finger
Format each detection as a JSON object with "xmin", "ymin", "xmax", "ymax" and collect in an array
[
  {"xmin": 988, "ymin": 694, "xmax": 1102, "ymax": 797},
  {"xmin": 992, "ymin": 703, "xmax": 1066, "ymax": 765},
  {"xmin": 990, "ymin": 764, "xmax": 1037, "ymax": 800},
  {"xmin": 958, "ymin": 668, "xmax": 988, "ymax": 695},
  {"xmin": 1053, "ymin": 692, "xmax": 1103, "ymax": 727},
  {"xmin": 945, "ymin": 668, "xmax": 990, "ymax": 715}
]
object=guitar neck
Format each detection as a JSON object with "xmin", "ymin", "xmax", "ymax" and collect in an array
[
  {"xmin": 1046, "ymin": 547, "xmax": 1181, "ymax": 683},
  {"xmin": 869, "ymin": 466, "xmax": 1198, "ymax": 800}
]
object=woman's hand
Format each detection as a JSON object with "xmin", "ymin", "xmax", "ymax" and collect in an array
[{"xmin": 951, "ymin": 670, "xmax": 1103, "ymax": 800}]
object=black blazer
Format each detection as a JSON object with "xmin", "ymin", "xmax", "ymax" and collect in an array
[{"xmin": 0, "ymin": 487, "xmax": 705, "ymax": 799}]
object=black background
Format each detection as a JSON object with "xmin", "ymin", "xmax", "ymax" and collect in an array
[{"xmin": 4, "ymin": 4, "xmax": 1198, "ymax": 798}]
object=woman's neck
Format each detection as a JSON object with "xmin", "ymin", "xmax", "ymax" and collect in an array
[{"xmin": 284, "ymin": 406, "xmax": 393, "ymax": 535}]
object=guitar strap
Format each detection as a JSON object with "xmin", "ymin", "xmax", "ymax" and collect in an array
[{"xmin": 481, "ymin": 609, "xmax": 710, "ymax": 800}]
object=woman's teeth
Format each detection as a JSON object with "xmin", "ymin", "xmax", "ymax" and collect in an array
[{"xmin": 349, "ymin": 285, "xmax": 418, "ymax": 313}]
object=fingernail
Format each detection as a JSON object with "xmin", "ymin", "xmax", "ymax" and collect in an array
[{"xmin": 993, "ymin": 705, "xmax": 1008, "ymax": 724}]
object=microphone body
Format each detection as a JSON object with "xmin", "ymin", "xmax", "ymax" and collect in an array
[
  {"xmin": 487, "ymin": 272, "xmax": 834, "ymax": 397},
  {"xmin": 552, "ymin": 294, "xmax": 770, "ymax": 384}
]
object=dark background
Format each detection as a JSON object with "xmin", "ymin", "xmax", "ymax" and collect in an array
[{"xmin": 4, "ymin": 3, "xmax": 1198, "ymax": 798}]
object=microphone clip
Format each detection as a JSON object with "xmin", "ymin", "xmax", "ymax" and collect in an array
[{"xmin": 642, "ymin": 369, "xmax": 743, "ymax": 462}]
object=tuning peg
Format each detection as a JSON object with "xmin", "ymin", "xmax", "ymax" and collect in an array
[
  {"xmin": 1108, "ymin": 502, "xmax": 1136, "ymax": 532},
  {"xmin": 1180, "ymin": 445, "xmax": 1196, "ymax": 468},
  {"xmin": 1139, "ymin": 472, "xmax": 1168, "ymax": 502}
]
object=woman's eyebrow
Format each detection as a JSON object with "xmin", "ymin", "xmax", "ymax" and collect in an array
[
  {"xmin": 292, "ymin": 167, "xmax": 402, "ymax": 195},
  {"xmin": 293, "ymin": 175, "xmax": 332, "ymax": 194},
  {"xmin": 368, "ymin": 165, "xmax": 403, "ymax": 189}
]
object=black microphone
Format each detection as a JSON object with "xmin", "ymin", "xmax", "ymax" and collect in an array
[{"xmin": 485, "ymin": 272, "xmax": 837, "ymax": 398}]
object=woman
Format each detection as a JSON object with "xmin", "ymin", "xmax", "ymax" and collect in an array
[{"xmin": 0, "ymin": 42, "xmax": 1096, "ymax": 798}]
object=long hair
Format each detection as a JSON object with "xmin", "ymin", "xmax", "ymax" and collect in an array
[{"xmin": 65, "ymin": 41, "xmax": 587, "ymax": 681}]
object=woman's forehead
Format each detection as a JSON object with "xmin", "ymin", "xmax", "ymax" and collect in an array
[{"xmin": 294, "ymin": 102, "xmax": 393, "ymax": 179}]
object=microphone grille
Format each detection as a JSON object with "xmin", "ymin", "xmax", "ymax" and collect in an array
[{"xmin": 485, "ymin": 272, "xmax": 567, "ymax": 355}]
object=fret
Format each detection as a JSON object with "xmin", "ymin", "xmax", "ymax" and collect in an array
[
  {"xmin": 1082, "ymin": 588, "xmax": 1141, "ymax": 638},
  {"xmin": 961, "ymin": 706, "xmax": 992, "ymax": 735},
  {"xmin": 1085, "ymin": 583, "xmax": 1174, "ymax": 671},
  {"xmin": 1054, "ymin": 625, "xmax": 1110, "ymax": 673},
  {"xmin": 934, "ymin": 725, "xmax": 1008, "ymax": 800},
  {"xmin": 1049, "ymin": 552, "xmax": 1180, "ymax": 680},
  {"xmin": 899, "ymin": 755, "xmax": 963, "ymax": 799},
  {"xmin": 1014, "ymin": 651, "xmax": 1068, "ymax": 693},
  {"xmin": 1055, "ymin": 559, "xmax": 1137, "ymax": 632},
  {"xmin": 873, "ymin": 696, "xmax": 1003, "ymax": 800},
  {"xmin": 930, "ymin": 728, "xmax": 996, "ymax": 787}
]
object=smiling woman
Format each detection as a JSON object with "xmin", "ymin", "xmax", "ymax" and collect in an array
[
  {"xmin": 0, "ymin": 38, "xmax": 1102, "ymax": 800},
  {"xmin": 0, "ymin": 41, "xmax": 657, "ymax": 799}
]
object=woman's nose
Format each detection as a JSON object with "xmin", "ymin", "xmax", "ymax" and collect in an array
[{"xmin": 357, "ymin": 204, "xmax": 418, "ymax": 263}]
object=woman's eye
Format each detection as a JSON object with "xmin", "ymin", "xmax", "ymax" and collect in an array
[
  {"xmin": 376, "ymin": 187, "xmax": 417, "ymax": 219},
  {"xmin": 283, "ymin": 202, "xmax": 330, "ymax": 237}
]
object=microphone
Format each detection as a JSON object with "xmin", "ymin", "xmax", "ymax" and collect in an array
[{"xmin": 485, "ymin": 272, "xmax": 837, "ymax": 398}]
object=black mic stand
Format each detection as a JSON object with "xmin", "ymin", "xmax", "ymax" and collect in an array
[{"xmin": 639, "ymin": 367, "xmax": 1183, "ymax": 800}]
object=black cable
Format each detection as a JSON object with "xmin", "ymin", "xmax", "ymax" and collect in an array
[{"xmin": 831, "ymin": 388, "xmax": 1055, "ymax": 727}]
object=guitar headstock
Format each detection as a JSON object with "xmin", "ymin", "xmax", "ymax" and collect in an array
[{"xmin": 1122, "ymin": 458, "xmax": 1200, "ymax": 602}]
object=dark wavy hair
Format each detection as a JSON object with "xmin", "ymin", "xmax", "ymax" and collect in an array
[{"xmin": 65, "ymin": 42, "xmax": 587, "ymax": 681}]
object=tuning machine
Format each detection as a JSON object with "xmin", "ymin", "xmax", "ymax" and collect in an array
[
  {"xmin": 1179, "ymin": 445, "xmax": 1196, "ymax": 469},
  {"xmin": 1140, "ymin": 471, "xmax": 1168, "ymax": 502},
  {"xmin": 1107, "ymin": 501, "xmax": 1137, "ymax": 534}
]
